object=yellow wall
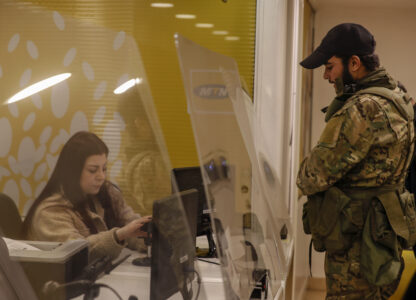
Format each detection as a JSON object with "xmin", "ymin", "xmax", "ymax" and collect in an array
[
  {"xmin": 21, "ymin": 0, "xmax": 257, "ymax": 168},
  {"xmin": 0, "ymin": 0, "xmax": 256, "ymax": 213}
]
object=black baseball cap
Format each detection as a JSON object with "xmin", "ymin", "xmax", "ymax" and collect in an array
[{"xmin": 300, "ymin": 23, "xmax": 376, "ymax": 69}]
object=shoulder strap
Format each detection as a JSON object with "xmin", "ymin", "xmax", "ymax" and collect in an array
[{"xmin": 357, "ymin": 87, "xmax": 414, "ymax": 122}]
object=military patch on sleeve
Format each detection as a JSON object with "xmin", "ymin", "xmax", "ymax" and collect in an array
[{"xmin": 318, "ymin": 116, "xmax": 343, "ymax": 148}]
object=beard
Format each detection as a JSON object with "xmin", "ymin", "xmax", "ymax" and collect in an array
[{"xmin": 342, "ymin": 61, "xmax": 355, "ymax": 86}]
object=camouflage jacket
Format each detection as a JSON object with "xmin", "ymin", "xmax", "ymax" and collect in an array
[{"xmin": 297, "ymin": 68, "xmax": 415, "ymax": 196}]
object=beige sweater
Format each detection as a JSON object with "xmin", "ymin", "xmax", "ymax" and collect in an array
[{"xmin": 27, "ymin": 183, "xmax": 145, "ymax": 261}]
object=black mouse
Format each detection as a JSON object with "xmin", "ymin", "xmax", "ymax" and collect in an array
[{"xmin": 140, "ymin": 221, "xmax": 152, "ymax": 233}]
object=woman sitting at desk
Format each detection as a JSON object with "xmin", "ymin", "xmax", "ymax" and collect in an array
[{"xmin": 23, "ymin": 131, "xmax": 151, "ymax": 261}]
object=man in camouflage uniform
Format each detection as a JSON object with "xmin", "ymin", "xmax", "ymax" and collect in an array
[{"xmin": 297, "ymin": 23, "xmax": 415, "ymax": 299}]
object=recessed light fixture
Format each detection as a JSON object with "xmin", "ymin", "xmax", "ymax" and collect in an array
[
  {"xmin": 150, "ymin": 3, "xmax": 174, "ymax": 8},
  {"xmin": 195, "ymin": 23, "xmax": 214, "ymax": 28},
  {"xmin": 225, "ymin": 36, "xmax": 240, "ymax": 41},
  {"xmin": 212, "ymin": 30, "xmax": 229, "ymax": 35},
  {"xmin": 175, "ymin": 14, "xmax": 196, "ymax": 19},
  {"xmin": 5, "ymin": 73, "xmax": 72, "ymax": 104}
]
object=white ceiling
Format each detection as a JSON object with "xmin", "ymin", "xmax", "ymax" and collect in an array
[{"xmin": 310, "ymin": 0, "xmax": 416, "ymax": 9}]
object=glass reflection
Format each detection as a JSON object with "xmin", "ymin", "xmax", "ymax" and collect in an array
[{"xmin": 6, "ymin": 73, "xmax": 72, "ymax": 104}]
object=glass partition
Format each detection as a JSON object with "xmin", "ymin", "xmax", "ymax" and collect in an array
[
  {"xmin": 0, "ymin": 1, "xmax": 203, "ymax": 299},
  {"xmin": 176, "ymin": 34, "xmax": 292, "ymax": 299}
]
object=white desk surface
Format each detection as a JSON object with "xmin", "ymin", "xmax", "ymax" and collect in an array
[{"xmin": 75, "ymin": 248, "xmax": 226, "ymax": 300}]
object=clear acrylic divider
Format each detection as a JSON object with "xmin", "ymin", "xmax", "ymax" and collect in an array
[{"xmin": 175, "ymin": 34, "xmax": 291, "ymax": 299}]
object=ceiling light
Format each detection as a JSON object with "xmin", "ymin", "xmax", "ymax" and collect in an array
[
  {"xmin": 225, "ymin": 36, "xmax": 240, "ymax": 41},
  {"xmin": 175, "ymin": 14, "xmax": 196, "ymax": 19},
  {"xmin": 195, "ymin": 23, "xmax": 214, "ymax": 28},
  {"xmin": 150, "ymin": 3, "xmax": 174, "ymax": 8},
  {"xmin": 113, "ymin": 78, "xmax": 142, "ymax": 94},
  {"xmin": 212, "ymin": 30, "xmax": 229, "ymax": 35},
  {"xmin": 5, "ymin": 73, "xmax": 71, "ymax": 105}
]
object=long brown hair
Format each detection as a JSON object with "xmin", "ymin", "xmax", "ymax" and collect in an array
[{"xmin": 23, "ymin": 131, "xmax": 121, "ymax": 236}]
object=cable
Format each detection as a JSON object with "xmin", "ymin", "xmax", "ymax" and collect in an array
[
  {"xmin": 191, "ymin": 269, "xmax": 201, "ymax": 300},
  {"xmin": 43, "ymin": 280, "xmax": 123, "ymax": 300},
  {"xmin": 43, "ymin": 279, "xmax": 93, "ymax": 299},
  {"xmin": 95, "ymin": 283, "xmax": 123, "ymax": 300},
  {"xmin": 197, "ymin": 258, "xmax": 220, "ymax": 265},
  {"xmin": 194, "ymin": 269, "xmax": 201, "ymax": 299},
  {"xmin": 183, "ymin": 268, "xmax": 202, "ymax": 300}
]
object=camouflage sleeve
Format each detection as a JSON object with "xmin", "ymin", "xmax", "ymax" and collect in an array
[{"xmin": 297, "ymin": 102, "xmax": 374, "ymax": 195}]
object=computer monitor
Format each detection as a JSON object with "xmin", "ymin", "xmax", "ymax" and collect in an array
[
  {"xmin": 150, "ymin": 189, "xmax": 198, "ymax": 300},
  {"xmin": 172, "ymin": 167, "xmax": 215, "ymax": 257}
]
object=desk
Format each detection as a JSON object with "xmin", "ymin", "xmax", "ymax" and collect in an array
[{"xmin": 75, "ymin": 248, "xmax": 226, "ymax": 300}]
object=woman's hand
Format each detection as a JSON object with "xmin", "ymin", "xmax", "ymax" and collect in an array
[{"xmin": 116, "ymin": 216, "xmax": 152, "ymax": 241}]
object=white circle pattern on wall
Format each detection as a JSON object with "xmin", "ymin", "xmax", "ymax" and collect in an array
[
  {"xmin": 53, "ymin": 11, "xmax": 65, "ymax": 31},
  {"xmin": 59, "ymin": 129, "xmax": 69, "ymax": 144},
  {"xmin": 50, "ymin": 129, "xmax": 69, "ymax": 154},
  {"xmin": 0, "ymin": 118, "xmax": 13, "ymax": 158},
  {"xmin": 23, "ymin": 112, "xmax": 36, "ymax": 132},
  {"xmin": 70, "ymin": 111, "xmax": 89, "ymax": 135},
  {"xmin": 34, "ymin": 162, "xmax": 47, "ymax": 182},
  {"xmin": 8, "ymin": 33, "xmax": 20, "ymax": 53},
  {"xmin": 8, "ymin": 156, "xmax": 19, "ymax": 175},
  {"xmin": 51, "ymin": 81, "xmax": 70, "ymax": 118},
  {"xmin": 3, "ymin": 179, "xmax": 20, "ymax": 206},
  {"xmin": 113, "ymin": 112, "xmax": 126, "ymax": 131},
  {"xmin": 93, "ymin": 106, "xmax": 106, "ymax": 125},
  {"xmin": 94, "ymin": 81, "xmax": 107, "ymax": 100},
  {"xmin": 18, "ymin": 136, "xmax": 36, "ymax": 177},
  {"xmin": 31, "ymin": 94, "xmax": 42, "ymax": 109},
  {"xmin": 113, "ymin": 31, "xmax": 126, "ymax": 50},
  {"xmin": 82, "ymin": 61, "xmax": 95, "ymax": 81},
  {"xmin": 20, "ymin": 68, "xmax": 32, "ymax": 88},
  {"xmin": 27, "ymin": 40, "xmax": 39, "ymax": 59},
  {"xmin": 46, "ymin": 153, "xmax": 58, "ymax": 172},
  {"xmin": 8, "ymin": 102, "xmax": 19, "ymax": 118},
  {"xmin": 39, "ymin": 126, "xmax": 52, "ymax": 145},
  {"xmin": 63, "ymin": 47, "xmax": 77, "ymax": 67},
  {"xmin": 20, "ymin": 178, "xmax": 32, "ymax": 197},
  {"xmin": 34, "ymin": 145, "xmax": 46, "ymax": 163},
  {"xmin": 103, "ymin": 120, "xmax": 121, "ymax": 162},
  {"xmin": 0, "ymin": 167, "xmax": 11, "ymax": 181},
  {"xmin": 117, "ymin": 73, "xmax": 130, "ymax": 88}
]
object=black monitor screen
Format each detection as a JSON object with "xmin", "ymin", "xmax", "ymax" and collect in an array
[
  {"xmin": 150, "ymin": 189, "xmax": 198, "ymax": 300},
  {"xmin": 172, "ymin": 167, "xmax": 210, "ymax": 236}
]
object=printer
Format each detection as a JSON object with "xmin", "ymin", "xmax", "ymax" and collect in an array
[{"xmin": 7, "ymin": 239, "xmax": 88, "ymax": 299}]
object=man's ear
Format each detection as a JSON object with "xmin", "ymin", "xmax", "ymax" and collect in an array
[{"xmin": 349, "ymin": 55, "xmax": 361, "ymax": 72}]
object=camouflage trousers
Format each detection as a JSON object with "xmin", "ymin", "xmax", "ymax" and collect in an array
[{"xmin": 325, "ymin": 239, "xmax": 403, "ymax": 300}]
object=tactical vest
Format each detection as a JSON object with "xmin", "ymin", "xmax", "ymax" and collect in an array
[{"xmin": 302, "ymin": 87, "xmax": 416, "ymax": 286}]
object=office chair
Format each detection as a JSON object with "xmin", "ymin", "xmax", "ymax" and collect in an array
[{"xmin": 0, "ymin": 193, "xmax": 23, "ymax": 239}]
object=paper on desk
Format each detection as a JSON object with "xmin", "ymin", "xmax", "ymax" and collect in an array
[{"xmin": 2, "ymin": 237, "xmax": 41, "ymax": 251}]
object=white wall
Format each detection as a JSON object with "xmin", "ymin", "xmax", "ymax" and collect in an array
[{"xmin": 309, "ymin": 4, "xmax": 416, "ymax": 277}]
